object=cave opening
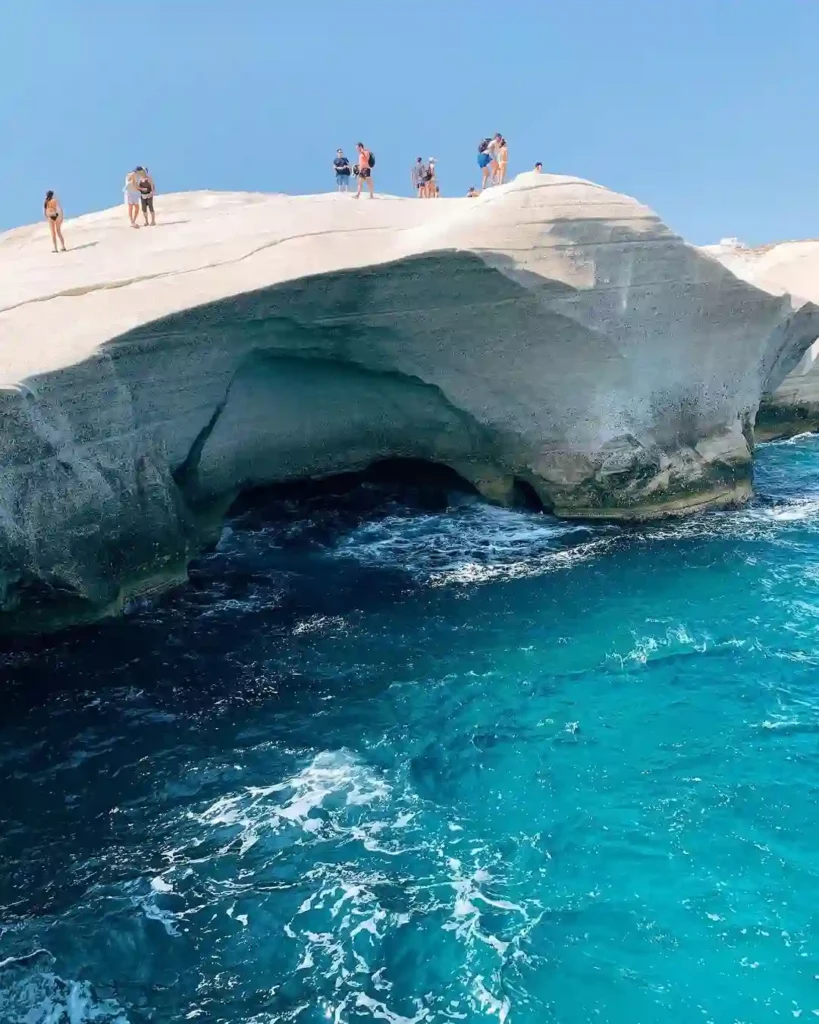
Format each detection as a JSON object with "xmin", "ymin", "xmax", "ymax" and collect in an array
[{"xmin": 227, "ymin": 458, "xmax": 480, "ymax": 522}]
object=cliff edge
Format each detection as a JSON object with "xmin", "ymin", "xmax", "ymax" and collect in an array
[
  {"xmin": 703, "ymin": 238, "xmax": 819, "ymax": 440},
  {"xmin": 2, "ymin": 174, "xmax": 817, "ymax": 630}
]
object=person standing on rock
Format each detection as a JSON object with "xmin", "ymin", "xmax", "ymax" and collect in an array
[
  {"xmin": 123, "ymin": 169, "xmax": 141, "ymax": 228},
  {"xmin": 137, "ymin": 167, "xmax": 156, "ymax": 226},
  {"xmin": 496, "ymin": 138, "xmax": 509, "ymax": 185},
  {"xmin": 355, "ymin": 142, "xmax": 374, "ymax": 199},
  {"xmin": 411, "ymin": 157, "xmax": 427, "ymax": 197},
  {"xmin": 333, "ymin": 149, "xmax": 351, "ymax": 192},
  {"xmin": 477, "ymin": 138, "xmax": 493, "ymax": 190},
  {"xmin": 425, "ymin": 158, "xmax": 437, "ymax": 198},
  {"xmin": 43, "ymin": 191, "xmax": 66, "ymax": 252},
  {"xmin": 484, "ymin": 133, "xmax": 503, "ymax": 185}
]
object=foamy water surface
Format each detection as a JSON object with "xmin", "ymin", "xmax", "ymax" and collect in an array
[{"xmin": 3, "ymin": 438, "xmax": 819, "ymax": 1022}]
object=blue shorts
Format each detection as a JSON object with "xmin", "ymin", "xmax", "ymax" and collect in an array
[
  {"xmin": 336, "ymin": 173, "xmax": 350, "ymax": 187},
  {"xmin": 478, "ymin": 152, "xmax": 491, "ymax": 168}
]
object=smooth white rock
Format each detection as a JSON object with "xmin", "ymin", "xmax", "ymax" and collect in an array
[
  {"xmin": 1, "ymin": 174, "xmax": 817, "ymax": 630},
  {"xmin": 703, "ymin": 238, "xmax": 819, "ymax": 437}
]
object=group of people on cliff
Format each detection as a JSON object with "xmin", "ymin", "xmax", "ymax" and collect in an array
[
  {"xmin": 43, "ymin": 167, "xmax": 156, "ymax": 252},
  {"xmin": 123, "ymin": 168, "xmax": 156, "ymax": 228},
  {"xmin": 44, "ymin": 137, "xmax": 543, "ymax": 251},
  {"xmin": 332, "ymin": 143, "xmax": 376, "ymax": 198},
  {"xmin": 332, "ymin": 133, "xmax": 539, "ymax": 200},
  {"xmin": 476, "ymin": 134, "xmax": 510, "ymax": 190}
]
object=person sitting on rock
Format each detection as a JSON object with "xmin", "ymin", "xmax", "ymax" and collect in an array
[
  {"xmin": 534, "ymin": 162, "xmax": 543, "ymax": 174},
  {"xmin": 355, "ymin": 142, "xmax": 375, "ymax": 199},
  {"xmin": 466, "ymin": 186, "xmax": 479, "ymax": 198}
]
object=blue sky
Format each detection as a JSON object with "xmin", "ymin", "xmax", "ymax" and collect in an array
[{"xmin": 3, "ymin": 0, "xmax": 818, "ymax": 243}]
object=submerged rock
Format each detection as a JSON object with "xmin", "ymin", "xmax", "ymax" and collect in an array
[
  {"xmin": 1, "ymin": 175, "xmax": 817, "ymax": 630},
  {"xmin": 703, "ymin": 238, "xmax": 819, "ymax": 440}
]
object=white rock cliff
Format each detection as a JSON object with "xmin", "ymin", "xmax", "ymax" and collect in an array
[
  {"xmin": 703, "ymin": 238, "xmax": 819, "ymax": 439},
  {"xmin": 1, "ymin": 174, "xmax": 817, "ymax": 630}
]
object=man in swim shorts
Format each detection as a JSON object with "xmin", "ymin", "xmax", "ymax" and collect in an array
[
  {"xmin": 333, "ymin": 149, "xmax": 351, "ymax": 192},
  {"xmin": 355, "ymin": 142, "xmax": 374, "ymax": 198}
]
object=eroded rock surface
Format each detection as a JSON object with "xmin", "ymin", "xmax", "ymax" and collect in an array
[
  {"xmin": 1, "ymin": 176, "xmax": 817, "ymax": 630},
  {"xmin": 703, "ymin": 238, "xmax": 819, "ymax": 440}
]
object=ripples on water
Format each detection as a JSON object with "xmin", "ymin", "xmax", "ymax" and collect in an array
[{"xmin": 3, "ymin": 438, "xmax": 819, "ymax": 1022}]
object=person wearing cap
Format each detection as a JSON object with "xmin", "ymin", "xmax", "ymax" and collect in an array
[{"xmin": 423, "ymin": 158, "xmax": 436, "ymax": 198}]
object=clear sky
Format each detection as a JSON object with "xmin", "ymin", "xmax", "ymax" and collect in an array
[{"xmin": 3, "ymin": 0, "xmax": 818, "ymax": 243}]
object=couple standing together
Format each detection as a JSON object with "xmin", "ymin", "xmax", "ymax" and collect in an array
[
  {"xmin": 123, "ymin": 167, "xmax": 156, "ymax": 227},
  {"xmin": 411, "ymin": 158, "xmax": 438, "ymax": 198},
  {"xmin": 477, "ymin": 134, "xmax": 509, "ymax": 189},
  {"xmin": 333, "ymin": 143, "xmax": 375, "ymax": 198}
]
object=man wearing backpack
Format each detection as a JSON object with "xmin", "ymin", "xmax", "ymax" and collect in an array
[{"xmin": 355, "ymin": 142, "xmax": 375, "ymax": 199}]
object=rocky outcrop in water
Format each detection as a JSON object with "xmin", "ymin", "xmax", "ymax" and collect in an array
[
  {"xmin": 1, "ymin": 176, "xmax": 817, "ymax": 630},
  {"xmin": 703, "ymin": 238, "xmax": 819, "ymax": 440}
]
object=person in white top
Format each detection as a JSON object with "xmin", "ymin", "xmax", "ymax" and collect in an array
[
  {"xmin": 123, "ymin": 170, "xmax": 141, "ymax": 228},
  {"xmin": 484, "ymin": 134, "xmax": 502, "ymax": 185}
]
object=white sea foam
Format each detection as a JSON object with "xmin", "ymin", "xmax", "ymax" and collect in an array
[
  {"xmin": 334, "ymin": 504, "xmax": 611, "ymax": 586},
  {"xmin": 0, "ymin": 970, "xmax": 129, "ymax": 1023},
  {"xmin": 292, "ymin": 614, "xmax": 348, "ymax": 636},
  {"xmin": 193, "ymin": 749, "xmax": 390, "ymax": 856},
  {"xmin": 608, "ymin": 624, "xmax": 709, "ymax": 668}
]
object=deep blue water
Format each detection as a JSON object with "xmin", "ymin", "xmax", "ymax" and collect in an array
[{"xmin": 3, "ymin": 438, "xmax": 819, "ymax": 1023}]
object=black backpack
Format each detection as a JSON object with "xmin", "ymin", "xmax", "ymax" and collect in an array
[
  {"xmin": 478, "ymin": 139, "xmax": 490, "ymax": 154},
  {"xmin": 368, "ymin": 151, "xmax": 376, "ymax": 168}
]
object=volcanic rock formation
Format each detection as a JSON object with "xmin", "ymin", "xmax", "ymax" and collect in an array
[
  {"xmin": 703, "ymin": 237, "xmax": 819, "ymax": 440},
  {"xmin": 1, "ymin": 175, "xmax": 817, "ymax": 630}
]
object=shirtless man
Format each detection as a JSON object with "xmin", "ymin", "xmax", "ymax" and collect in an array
[{"xmin": 355, "ymin": 142, "xmax": 374, "ymax": 198}]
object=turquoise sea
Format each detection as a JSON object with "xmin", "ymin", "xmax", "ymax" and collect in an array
[{"xmin": 2, "ymin": 435, "xmax": 819, "ymax": 1022}]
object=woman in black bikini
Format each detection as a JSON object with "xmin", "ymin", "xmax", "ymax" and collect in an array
[{"xmin": 44, "ymin": 191, "xmax": 66, "ymax": 252}]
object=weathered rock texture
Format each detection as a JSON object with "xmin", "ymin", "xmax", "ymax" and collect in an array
[
  {"xmin": 1, "ymin": 176, "xmax": 817, "ymax": 630},
  {"xmin": 703, "ymin": 238, "xmax": 819, "ymax": 440}
]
